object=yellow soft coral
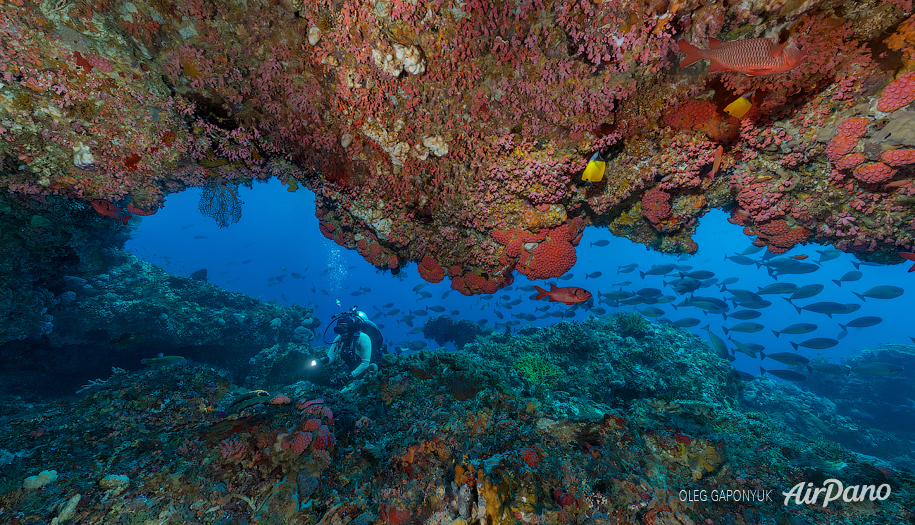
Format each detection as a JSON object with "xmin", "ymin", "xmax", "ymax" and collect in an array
[{"xmin": 885, "ymin": 15, "xmax": 915, "ymax": 71}]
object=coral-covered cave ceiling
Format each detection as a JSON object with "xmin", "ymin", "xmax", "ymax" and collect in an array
[{"xmin": 2, "ymin": 0, "xmax": 915, "ymax": 296}]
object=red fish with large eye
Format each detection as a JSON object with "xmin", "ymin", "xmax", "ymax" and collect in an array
[{"xmin": 533, "ymin": 284, "xmax": 592, "ymax": 305}]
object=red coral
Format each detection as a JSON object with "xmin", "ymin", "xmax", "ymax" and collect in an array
[
  {"xmin": 517, "ymin": 224, "xmax": 576, "ymax": 280},
  {"xmin": 270, "ymin": 394, "xmax": 291, "ymax": 405},
  {"xmin": 674, "ymin": 433, "xmax": 693, "ymax": 445},
  {"xmin": 289, "ymin": 431, "xmax": 312, "ymax": 454},
  {"xmin": 835, "ymin": 153, "xmax": 865, "ymax": 170},
  {"xmin": 521, "ymin": 448, "xmax": 540, "ymax": 468},
  {"xmin": 379, "ymin": 505, "xmax": 411, "ymax": 525},
  {"xmin": 451, "ymin": 272, "xmax": 511, "ymax": 296},
  {"xmin": 853, "ymin": 162, "xmax": 896, "ymax": 184},
  {"xmin": 766, "ymin": 227, "xmax": 810, "ymax": 253},
  {"xmin": 664, "ymin": 100, "xmax": 716, "ymax": 131},
  {"xmin": 756, "ymin": 219, "xmax": 791, "ymax": 236},
  {"xmin": 880, "ymin": 149, "xmax": 915, "ymax": 166},
  {"xmin": 826, "ymin": 134, "xmax": 858, "ymax": 163},
  {"xmin": 836, "ymin": 117, "xmax": 870, "ymax": 138},
  {"xmin": 313, "ymin": 425, "xmax": 335, "ymax": 450},
  {"xmin": 303, "ymin": 419, "xmax": 322, "ymax": 432},
  {"xmin": 417, "ymin": 256, "xmax": 445, "ymax": 283},
  {"xmin": 296, "ymin": 398, "xmax": 325, "ymax": 411},
  {"xmin": 876, "ymin": 72, "xmax": 915, "ymax": 112},
  {"xmin": 219, "ymin": 437, "xmax": 247, "ymax": 460},
  {"xmin": 642, "ymin": 187, "xmax": 672, "ymax": 224},
  {"xmin": 492, "ymin": 228, "xmax": 542, "ymax": 257}
]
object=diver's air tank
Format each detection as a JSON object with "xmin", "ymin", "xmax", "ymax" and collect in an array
[{"xmin": 355, "ymin": 310, "xmax": 383, "ymax": 353}]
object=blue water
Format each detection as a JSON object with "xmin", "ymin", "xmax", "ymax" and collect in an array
[{"xmin": 125, "ymin": 177, "xmax": 914, "ymax": 377}]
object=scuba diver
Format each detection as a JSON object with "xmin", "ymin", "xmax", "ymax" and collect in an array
[{"xmin": 312, "ymin": 306, "xmax": 383, "ymax": 381}]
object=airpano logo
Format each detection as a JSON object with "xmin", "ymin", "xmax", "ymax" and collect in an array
[{"xmin": 782, "ymin": 479, "xmax": 891, "ymax": 507}]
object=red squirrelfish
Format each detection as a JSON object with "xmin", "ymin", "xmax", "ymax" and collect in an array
[
  {"xmin": 677, "ymin": 37, "xmax": 806, "ymax": 77},
  {"xmin": 533, "ymin": 284, "xmax": 592, "ymax": 305},
  {"xmin": 91, "ymin": 199, "xmax": 130, "ymax": 225}
]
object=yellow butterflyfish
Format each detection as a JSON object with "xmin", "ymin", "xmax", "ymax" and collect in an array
[
  {"xmin": 724, "ymin": 90, "xmax": 756, "ymax": 119},
  {"xmin": 582, "ymin": 151, "xmax": 606, "ymax": 182}
]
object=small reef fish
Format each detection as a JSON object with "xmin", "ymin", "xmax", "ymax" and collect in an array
[
  {"xmin": 831, "ymin": 271, "xmax": 862, "ymax": 287},
  {"xmin": 851, "ymin": 362, "xmax": 904, "ymax": 376},
  {"xmin": 581, "ymin": 151, "xmax": 606, "ymax": 182},
  {"xmin": 709, "ymin": 145, "xmax": 723, "ymax": 178},
  {"xmin": 585, "ymin": 272, "xmax": 603, "ymax": 279},
  {"xmin": 591, "ymin": 240, "xmax": 610, "ymax": 247},
  {"xmin": 790, "ymin": 284, "xmax": 824, "ymax": 300},
  {"xmin": 853, "ymin": 285, "xmax": 904, "ymax": 301},
  {"xmin": 91, "ymin": 200, "xmax": 130, "ymax": 225},
  {"xmin": 723, "ymin": 91, "xmax": 755, "ymax": 118},
  {"xmin": 851, "ymin": 361, "xmax": 905, "ymax": 376},
  {"xmin": 838, "ymin": 316, "xmax": 882, "ymax": 331},
  {"xmin": 812, "ymin": 364, "xmax": 851, "ymax": 375},
  {"xmin": 771, "ymin": 323, "xmax": 818, "ymax": 338},
  {"xmin": 816, "ymin": 246, "xmax": 843, "ymax": 263},
  {"xmin": 533, "ymin": 284, "xmax": 592, "ymax": 305},
  {"xmin": 760, "ymin": 351, "xmax": 810, "ymax": 366},
  {"xmin": 789, "ymin": 254, "xmax": 808, "ymax": 260},
  {"xmin": 677, "ymin": 37, "xmax": 806, "ymax": 76},
  {"xmin": 141, "ymin": 354, "xmax": 188, "ymax": 367},
  {"xmin": 109, "ymin": 332, "xmax": 144, "ymax": 346},
  {"xmin": 722, "ymin": 322, "xmax": 764, "ymax": 335},
  {"xmin": 790, "ymin": 337, "xmax": 838, "ymax": 350},
  {"xmin": 759, "ymin": 366, "xmax": 807, "ymax": 382}
]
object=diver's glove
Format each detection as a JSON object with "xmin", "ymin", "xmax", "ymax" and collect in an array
[{"xmin": 317, "ymin": 356, "xmax": 330, "ymax": 366}]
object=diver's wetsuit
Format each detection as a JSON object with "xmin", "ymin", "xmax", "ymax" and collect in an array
[{"xmin": 326, "ymin": 332, "xmax": 375, "ymax": 377}]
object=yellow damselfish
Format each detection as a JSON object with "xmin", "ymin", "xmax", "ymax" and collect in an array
[
  {"xmin": 724, "ymin": 91, "xmax": 755, "ymax": 119},
  {"xmin": 582, "ymin": 151, "xmax": 606, "ymax": 182}
]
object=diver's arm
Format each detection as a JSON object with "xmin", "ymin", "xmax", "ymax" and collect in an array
[
  {"xmin": 326, "ymin": 335, "xmax": 343, "ymax": 365},
  {"xmin": 350, "ymin": 333, "xmax": 374, "ymax": 377}
]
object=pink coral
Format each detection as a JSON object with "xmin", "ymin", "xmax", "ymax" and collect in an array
[
  {"xmin": 270, "ymin": 394, "xmax": 291, "ymax": 405},
  {"xmin": 642, "ymin": 187, "xmax": 672, "ymax": 225},
  {"xmin": 880, "ymin": 149, "xmax": 915, "ymax": 166},
  {"xmin": 417, "ymin": 256, "xmax": 445, "ymax": 283},
  {"xmin": 877, "ymin": 72, "xmax": 915, "ymax": 112},
  {"xmin": 835, "ymin": 153, "xmax": 865, "ymax": 170},
  {"xmin": 853, "ymin": 162, "xmax": 896, "ymax": 184},
  {"xmin": 451, "ymin": 272, "xmax": 512, "ymax": 296},
  {"xmin": 296, "ymin": 398, "xmax": 325, "ymax": 411},
  {"xmin": 219, "ymin": 437, "xmax": 247, "ymax": 461},
  {"xmin": 836, "ymin": 117, "xmax": 870, "ymax": 138},
  {"xmin": 289, "ymin": 432, "xmax": 312, "ymax": 454},
  {"xmin": 664, "ymin": 100, "xmax": 716, "ymax": 131},
  {"xmin": 516, "ymin": 224, "xmax": 577, "ymax": 280},
  {"xmin": 313, "ymin": 425, "xmax": 335, "ymax": 451}
]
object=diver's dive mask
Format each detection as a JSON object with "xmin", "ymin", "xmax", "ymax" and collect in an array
[{"xmin": 333, "ymin": 317, "xmax": 352, "ymax": 336}]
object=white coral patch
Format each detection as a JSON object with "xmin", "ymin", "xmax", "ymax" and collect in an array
[
  {"xmin": 341, "ymin": 132, "xmax": 353, "ymax": 148},
  {"xmin": 362, "ymin": 118, "xmax": 411, "ymax": 166},
  {"xmin": 422, "ymin": 135, "xmax": 448, "ymax": 157},
  {"xmin": 372, "ymin": 49, "xmax": 403, "ymax": 77},
  {"xmin": 350, "ymin": 200, "xmax": 393, "ymax": 239},
  {"xmin": 72, "ymin": 142, "xmax": 96, "ymax": 170},
  {"xmin": 390, "ymin": 141, "xmax": 411, "ymax": 167},
  {"xmin": 393, "ymin": 43, "xmax": 425, "ymax": 75},
  {"xmin": 412, "ymin": 142, "xmax": 429, "ymax": 161},
  {"xmin": 308, "ymin": 25, "xmax": 322, "ymax": 46}
]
